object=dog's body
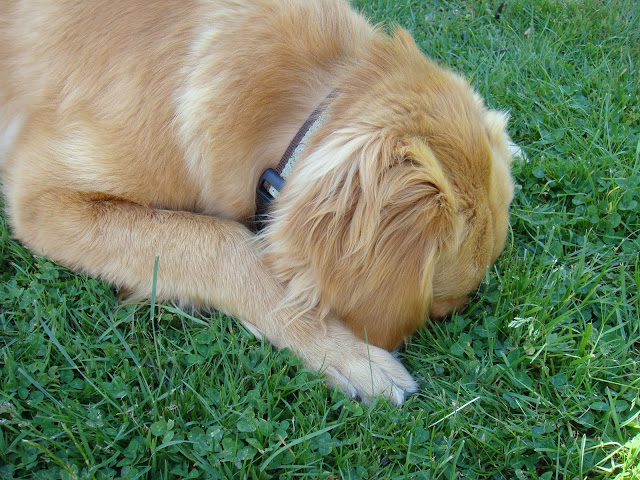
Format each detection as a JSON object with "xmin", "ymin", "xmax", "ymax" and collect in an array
[{"xmin": 0, "ymin": 0, "xmax": 514, "ymax": 404}]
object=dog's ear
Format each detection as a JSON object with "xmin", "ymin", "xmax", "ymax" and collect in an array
[
  {"xmin": 483, "ymin": 110, "xmax": 512, "ymax": 160},
  {"xmin": 472, "ymin": 92, "xmax": 515, "ymax": 168},
  {"xmin": 394, "ymin": 137, "xmax": 461, "ymax": 248},
  {"xmin": 348, "ymin": 136, "xmax": 461, "ymax": 259},
  {"xmin": 262, "ymin": 131, "xmax": 463, "ymax": 348},
  {"xmin": 483, "ymin": 109, "xmax": 509, "ymax": 139},
  {"xmin": 384, "ymin": 137, "xmax": 464, "ymax": 300},
  {"xmin": 328, "ymin": 134, "xmax": 463, "ymax": 346}
]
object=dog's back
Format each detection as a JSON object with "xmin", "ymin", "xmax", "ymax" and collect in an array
[{"xmin": 1, "ymin": 1, "xmax": 204, "ymax": 212}]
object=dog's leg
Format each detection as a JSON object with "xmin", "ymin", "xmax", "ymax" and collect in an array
[{"xmin": 8, "ymin": 186, "xmax": 418, "ymax": 404}]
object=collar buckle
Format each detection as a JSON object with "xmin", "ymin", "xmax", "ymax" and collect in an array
[
  {"xmin": 256, "ymin": 168, "xmax": 285, "ymax": 209},
  {"xmin": 254, "ymin": 90, "xmax": 337, "ymax": 230}
]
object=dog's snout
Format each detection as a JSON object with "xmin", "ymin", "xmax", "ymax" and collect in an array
[{"xmin": 429, "ymin": 295, "xmax": 469, "ymax": 319}]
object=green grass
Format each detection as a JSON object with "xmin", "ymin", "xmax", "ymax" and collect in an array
[{"xmin": 1, "ymin": 0, "xmax": 639, "ymax": 478}]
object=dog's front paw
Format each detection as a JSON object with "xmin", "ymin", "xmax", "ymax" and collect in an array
[
  {"xmin": 323, "ymin": 343, "xmax": 418, "ymax": 405},
  {"xmin": 298, "ymin": 322, "xmax": 418, "ymax": 405},
  {"xmin": 244, "ymin": 314, "xmax": 417, "ymax": 404}
]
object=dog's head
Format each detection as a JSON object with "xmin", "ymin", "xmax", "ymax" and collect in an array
[{"xmin": 263, "ymin": 29, "xmax": 515, "ymax": 349}]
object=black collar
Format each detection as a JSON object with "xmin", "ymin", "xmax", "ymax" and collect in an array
[{"xmin": 254, "ymin": 91, "xmax": 336, "ymax": 227}]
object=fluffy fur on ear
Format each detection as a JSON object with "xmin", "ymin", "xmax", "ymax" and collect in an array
[{"xmin": 262, "ymin": 127, "xmax": 463, "ymax": 349}]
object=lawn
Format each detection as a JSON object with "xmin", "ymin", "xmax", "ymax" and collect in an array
[{"xmin": 1, "ymin": 0, "xmax": 639, "ymax": 478}]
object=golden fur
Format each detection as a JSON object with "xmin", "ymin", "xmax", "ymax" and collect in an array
[{"xmin": 0, "ymin": 0, "xmax": 514, "ymax": 404}]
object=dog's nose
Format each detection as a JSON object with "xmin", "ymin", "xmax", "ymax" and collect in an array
[{"xmin": 429, "ymin": 295, "xmax": 469, "ymax": 319}]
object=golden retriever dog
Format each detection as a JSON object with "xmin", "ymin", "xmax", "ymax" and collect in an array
[{"xmin": 0, "ymin": 0, "xmax": 515, "ymax": 404}]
